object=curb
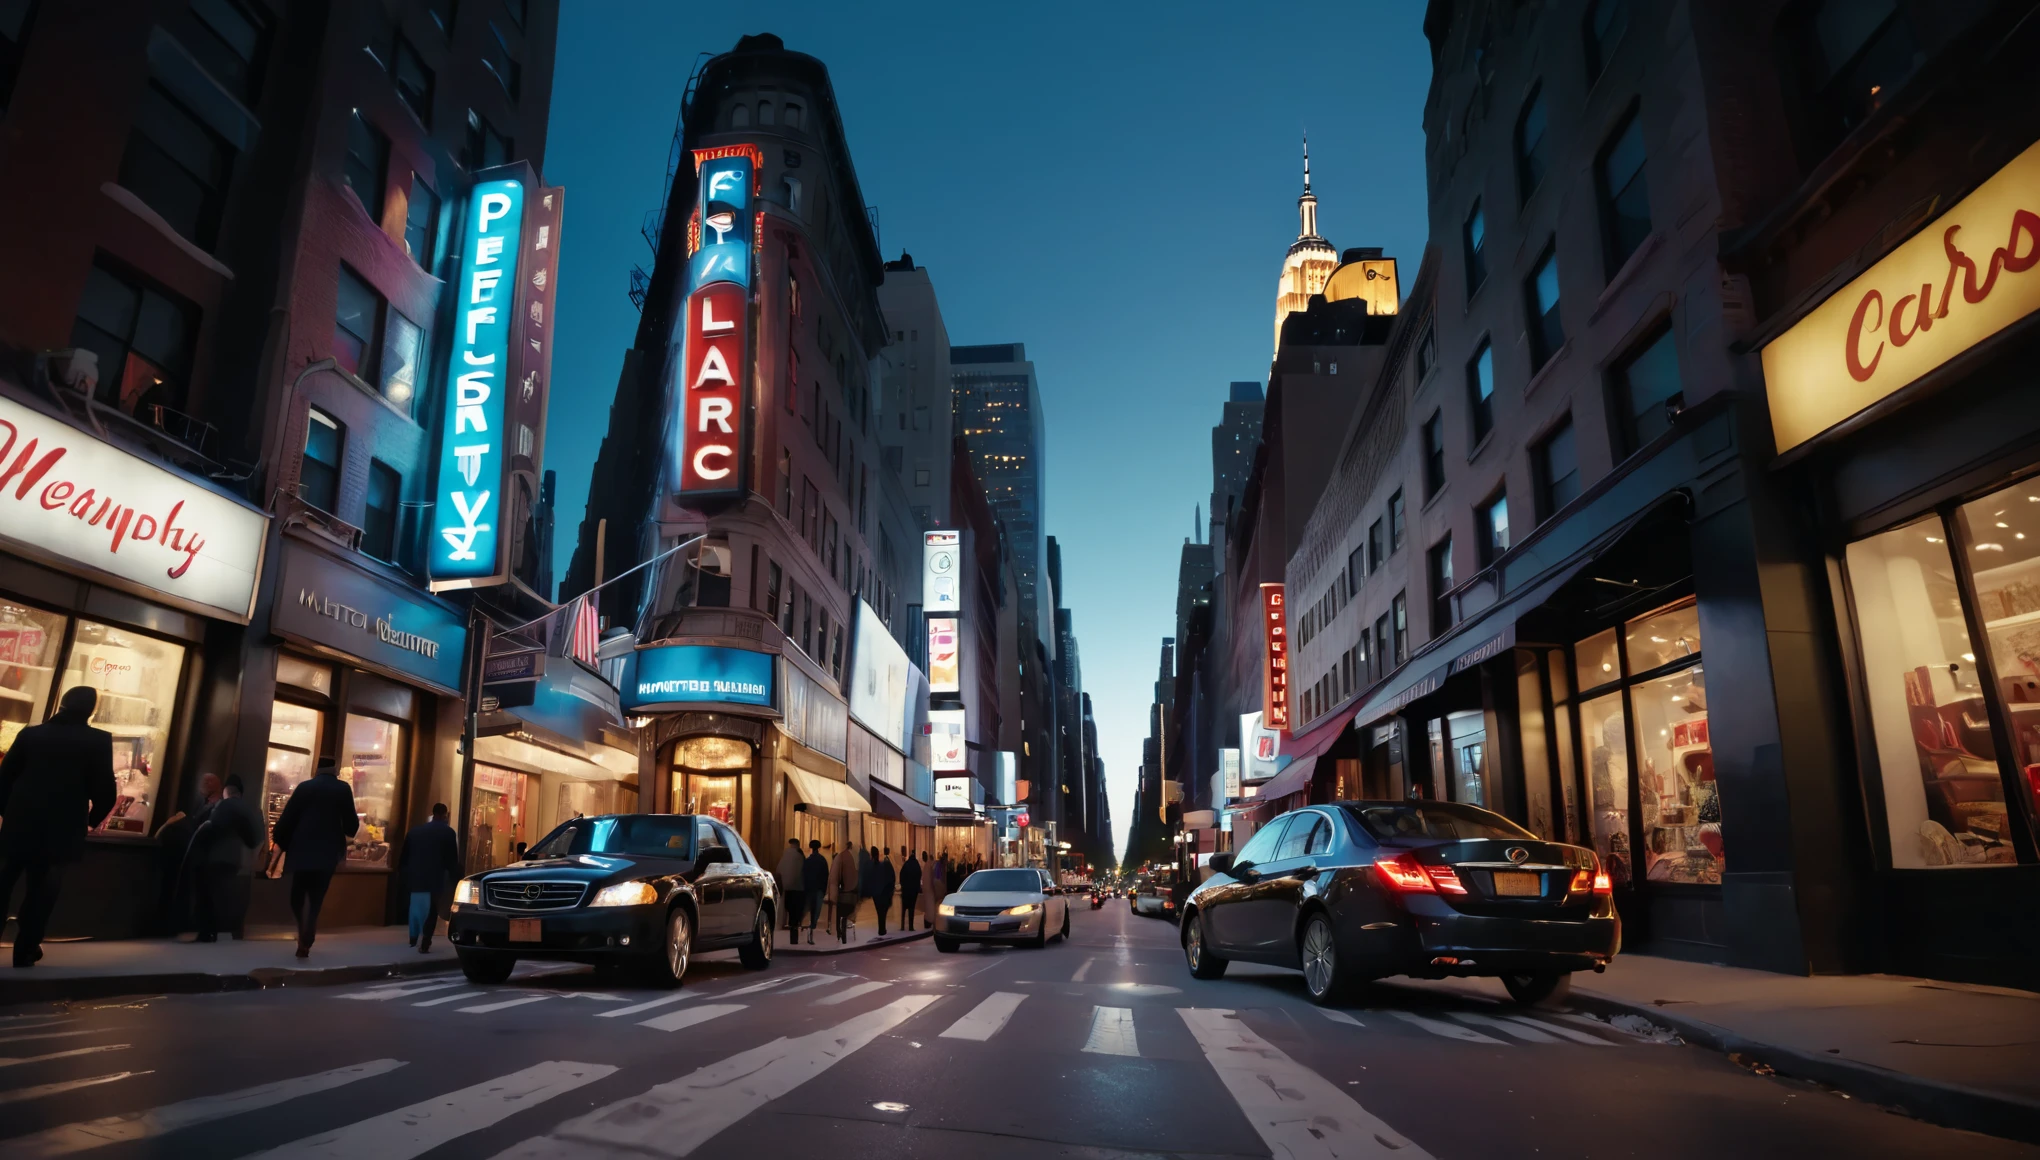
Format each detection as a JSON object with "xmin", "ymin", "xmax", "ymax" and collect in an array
[
  {"xmin": 777, "ymin": 929, "xmax": 932, "ymax": 956},
  {"xmin": 1568, "ymin": 988, "xmax": 2040, "ymax": 1147},
  {"xmin": 0, "ymin": 954, "xmax": 460, "ymax": 1007}
]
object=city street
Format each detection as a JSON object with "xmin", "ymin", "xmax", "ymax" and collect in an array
[{"xmin": 0, "ymin": 904, "xmax": 2026, "ymax": 1160}]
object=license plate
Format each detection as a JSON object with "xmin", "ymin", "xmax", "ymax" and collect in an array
[
  {"xmin": 969, "ymin": 921, "xmax": 990, "ymax": 932},
  {"xmin": 509, "ymin": 918, "xmax": 542, "ymax": 942},
  {"xmin": 1492, "ymin": 871, "xmax": 1541, "ymax": 897}
]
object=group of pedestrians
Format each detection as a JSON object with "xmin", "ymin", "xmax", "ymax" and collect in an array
[{"xmin": 769, "ymin": 840, "xmax": 991, "ymax": 945}]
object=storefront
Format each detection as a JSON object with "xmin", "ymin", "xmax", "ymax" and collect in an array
[
  {"xmin": 0, "ymin": 389, "xmax": 267, "ymax": 937},
  {"xmin": 470, "ymin": 656, "xmax": 640, "ymax": 871}
]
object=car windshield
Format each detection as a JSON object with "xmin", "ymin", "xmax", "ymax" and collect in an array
[
  {"xmin": 958, "ymin": 869, "xmax": 1042, "ymax": 894},
  {"xmin": 1346, "ymin": 802, "xmax": 1535, "ymax": 842},
  {"xmin": 526, "ymin": 815, "xmax": 696, "ymax": 859}
]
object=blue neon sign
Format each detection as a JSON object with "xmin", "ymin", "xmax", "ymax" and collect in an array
[
  {"xmin": 430, "ymin": 177, "xmax": 525, "ymax": 587},
  {"xmin": 621, "ymin": 644, "xmax": 775, "ymax": 710}
]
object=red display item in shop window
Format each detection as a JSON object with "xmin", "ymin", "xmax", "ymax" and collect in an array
[{"xmin": 2025, "ymin": 763, "xmax": 2040, "ymax": 805}]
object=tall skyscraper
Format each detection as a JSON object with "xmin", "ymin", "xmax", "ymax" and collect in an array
[
  {"xmin": 951, "ymin": 342, "xmax": 1050, "ymax": 637},
  {"xmin": 1210, "ymin": 381, "xmax": 1266, "ymax": 546},
  {"xmin": 1273, "ymin": 138, "xmax": 1339, "ymax": 355},
  {"xmin": 877, "ymin": 254, "xmax": 953, "ymax": 532}
]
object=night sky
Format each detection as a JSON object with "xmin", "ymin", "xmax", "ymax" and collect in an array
[{"xmin": 543, "ymin": 1, "xmax": 1434, "ymax": 859}]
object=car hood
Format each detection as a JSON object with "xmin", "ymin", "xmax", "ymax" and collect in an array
[
  {"xmin": 478, "ymin": 854, "xmax": 685, "ymax": 883},
  {"xmin": 942, "ymin": 890, "xmax": 1043, "ymax": 907}
]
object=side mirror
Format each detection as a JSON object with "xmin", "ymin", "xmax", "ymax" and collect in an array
[
  {"xmin": 1209, "ymin": 852, "xmax": 1235, "ymax": 876},
  {"xmin": 1233, "ymin": 860, "xmax": 1259, "ymax": 882},
  {"xmin": 697, "ymin": 845, "xmax": 732, "ymax": 871}
]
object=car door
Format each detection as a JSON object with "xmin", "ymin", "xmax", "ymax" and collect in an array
[
  {"xmin": 711, "ymin": 821, "xmax": 763, "ymax": 936},
  {"xmin": 1240, "ymin": 812, "xmax": 1328, "ymax": 957},
  {"xmin": 1205, "ymin": 817, "xmax": 1290, "ymax": 954},
  {"xmin": 1043, "ymin": 871, "xmax": 1066, "ymax": 932},
  {"xmin": 691, "ymin": 818, "xmax": 737, "ymax": 939}
]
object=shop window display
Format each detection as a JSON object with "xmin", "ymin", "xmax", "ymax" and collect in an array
[
  {"xmin": 1575, "ymin": 627, "xmax": 1619, "ymax": 692},
  {"xmin": 338, "ymin": 715, "xmax": 402, "ymax": 868},
  {"xmin": 1958, "ymin": 484, "xmax": 2040, "ymax": 845},
  {"xmin": 1624, "ymin": 602, "xmax": 1702, "ymax": 672},
  {"xmin": 0, "ymin": 603, "xmax": 65, "ymax": 760},
  {"xmin": 61, "ymin": 621, "xmax": 184, "ymax": 837},
  {"xmin": 1630, "ymin": 665, "xmax": 1719, "ymax": 883},
  {"xmin": 1579, "ymin": 691, "xmax": 1631, "ymax": 883},
  {"xmin": 264, "ymin": 700, "xmax": 323, "ymax": 831},
  {"xmin": 469, "ymin": 764, "xmax": 529, "ymax": 871}
]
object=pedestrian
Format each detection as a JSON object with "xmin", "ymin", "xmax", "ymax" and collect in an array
[
  {"xmin": 191, "ymin": 774, "xmax": 261, "ymax": 942},
  {"xmin": 800, "ymin": 839, "xmax": 828, "ymax": 943},
  {"xmin": 269, "ymin": 756, "xmax": 359, "ymax": 958},
  {"xmin": 857, "ymin": 845, "xmax": 880, "ymax": 934},
  {"xmin": 397, "ymin": 803, "xmax": 461, "ymax": 952},
  {"xmin": 774, "ymin": 838, "xmax": 805, "ymax": 939},
  {"xmin": 156, "ymin": 772, "xmax": 219, "ymax": 934},
  {"xmin": 899, "ymin": 850, "xmax": 921, "ymax": 931},
  {"xmin": 0, "ymin": 687, "xmax": 117, "ymax": 967},
  {"xmin": 924, "ymin": 851, "xmax": 947, "ymax": 927},
  {"xmin": 832, "ymin": 841, "xmax": 859, "ymax": 941},
  {"xmin": 872, "ymin": 846, "xmax": 896, "ymax": 937}
]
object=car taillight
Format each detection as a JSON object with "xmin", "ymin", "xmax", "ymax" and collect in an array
[
  {"xmin": 1375, "ymin": 854, "xmax": 1434, "ymax": 892},
  {"xmin": 1424, "ymin": 865, "xmax": 1466, "ymax": 894},
  {"xmin": 1569, "ymin": 868, "xmax": 1593, "ymax": 893},
  {"xmin": 1593, "ymin": 870, "xmax": 1613, "ymax": 893}
]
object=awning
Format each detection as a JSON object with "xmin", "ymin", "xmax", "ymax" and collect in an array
[
  {"xmin": 785, "ymin": 765, "xmax": 872, "ymax": 814},
  {"xmin": 870, "ymin": 781, "xmax": 937, "ymax": 827},
  {"xmin": 1249, "ymin": 756, "xmax": 1318, "ymax": 804},
  {"xmin": 1182, "ymin": 809, "xmax": 1217, "ymax": 829}
]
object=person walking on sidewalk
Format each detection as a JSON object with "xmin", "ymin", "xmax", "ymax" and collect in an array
[
  {"xmin": 191, "ymin": 774, "xmax": 261, "ymax": 942},
  {"xmin": 800, "ymin": 839, "xmax": 828, "ymax": 944},
  {"xmin": 872, "ymin": 846, "xmax": 896, "ymax": 936},
  {"xmin": 832, "ymin": 841, "xmax": 859, "ymax": 942},
  {"xmin": 270, "ymin": 756, "xmax": 358, "ymax": 959},
  {"xmin": 0, "ymin": 686, "xmax": 116, "ymax": 968},
  {"xmin": 397, "ymin": 803, "xmax": 460, "ymax": 952},
  {"xmin": 899, "ymin": 850, "xmax": 922, "ymax": 931},
  {"xmin": 774, "ymin": 839, "xmax": 805, "ymax": 940}
]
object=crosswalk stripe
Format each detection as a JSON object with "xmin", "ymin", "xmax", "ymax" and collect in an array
[
  {"xmin": 413, "ymin": 992, "xmax": 485, "ymax": 1008},
  {"xmin": 596, "ymin": 992, "xmax": 696, "ymax": 1019},
  {"xmin": 456, "ymin": 995, "xmax": 555, "ymax": 1015},
  {"xmin": 0, "ymin": 1073, "xmax": 150, "ymax": 1107},
  {"xmin": 1071, "ymin": 957, "xmax": 1095, "ymax": 982},
  {"xmin": 720, "ymin": 975, "xmax": 806, "ymax": 997},
  {"xmin": 1082, "ymin": 1007, "xmax": 1137, "ymax": 1056},
  {"xmin": 1318, "ymin": 1009, "xmax": 1365, "ymax": 1027},
  {"xmin": 1179, "ymin": 1008, "xmax": 1433, "ymax": 1159},
  {"xmin": 241, "ymin": 1060, "xmax": 615, "ymax": 1159},
  {"xmin": 0, "ymin": 1047, "xmax": 128, "ymax": 1071},
  {"xmin": 1389, "ymin": 1011, "xmax": 1505, "ymax": 1044},
  {"xmin": 1506, "ymin": 1014, "xmax": 1615, "ymax": 1046},
  {"xmin": 337, "ymin": 980, "xmax": 467, "ymax": 1002},
  {"xmin": 0, "ymin": 1031, "xmax": 109, "ymax": 1047},
  {"xmin": 639, "ymin": 1004, "xmax": 745, "ymax": 1034},
  {"xmin": 491, "ymin": 994, "xmax": 939, "ymax": 1160},
  {"xmin": 1452, "ymin": 1012, "xmax": 1558, "ymax": 1042},
  {"xmin": 939, "ymin": 992, "xmax": 1026, "ymax": 1041},
  {"xmin": 773, "ymin": 974, "xmax": 845, "ymax": 994},
  {"xmin": 813, "ymin": 981, "xmax": 888, "ymax": 1007},
  {"xmin": 0, "ymin": 1059, "xmax": 405, "ymax": 1158}
]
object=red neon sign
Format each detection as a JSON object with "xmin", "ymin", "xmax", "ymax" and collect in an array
[
  {"xmin": 677, "ymin": 282, "xmax": 746, "ymax": 492},
  {"xmin": 1260, "ymin": 583, "xmax": 1289, "ymax": 732}
]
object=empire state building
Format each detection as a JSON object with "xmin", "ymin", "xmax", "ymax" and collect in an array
[{"xmin": 1273, "ymin": 138, "xmax": 1340, "ymax": 356}]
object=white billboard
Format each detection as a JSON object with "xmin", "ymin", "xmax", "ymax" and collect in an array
[
  {"xmin": 926, "ymin": 615, "xmax": 960, "ymax": 693},
  {"xmin": 1220, "ymin": 748, "xmax": 1242, "ymax": 799},
  {"xmin": 1241, "ymin": 711, "xmax": 1283, "ymax": 781},
  {"xmin": 847, "ymin": 599, "xmax": 912, "ymax": 753},
  {"xmin": 923, "ymin": 530, "xmax": 961, "ymax": 612},
  {"xmin": 927, "ymin": 707, "xmax": 967, "ymax": 770},
  {"xmin": 934, "ymin": 774, "xmax": 973, "ymax": 812}
]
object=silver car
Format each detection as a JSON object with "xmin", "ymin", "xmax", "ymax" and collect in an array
[{"xmin": 933, "ymin": 868, "xmax": 1072, "ymax": 951}]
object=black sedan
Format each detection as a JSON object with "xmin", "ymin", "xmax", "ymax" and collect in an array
[
  {"xmin": 446, "ymin": 812, "xmax": 779, "ymax": 987},
  {"xmin": 1180, "ymin": 801, "xmax": 1619, "ymax": 1006}
]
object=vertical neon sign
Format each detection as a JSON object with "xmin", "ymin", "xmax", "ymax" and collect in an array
[
  {"xmin": 671, "ymin": 146, "xmax": 759, "ymax": 498},
  {"xmin": 430, "ymin": 177, "xmax": 525, "ymax": 588}
]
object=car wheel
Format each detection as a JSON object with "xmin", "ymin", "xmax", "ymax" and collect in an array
[
  {"xmin": 1501, "ymin": 971, "xmax": 1572, "ymax": 1007},
  {"xmin": 457, "ymin": 949, "xmax": 514, "ymax": 984},
  {"xmin": 1029, "ymin": 912, "xmax": 1049, "ymax": 948},
  {"xmin": 1184, "ymin": 912, "xmax": 1227, "ymax": 980},
  {"xmin": 1300, "ymin": 913, "xmax": 1353, "ymax": 1006},
  {"xmin": 934, "ymin": 934, "xmax": 959, "ymax": 954},
  {"xmin": 645, "ymin": 906, "xmax": 692, "ymax": 988},
  {"xmin": 738, "ymin": 906, "xmax": 773, "ymax": 970}
]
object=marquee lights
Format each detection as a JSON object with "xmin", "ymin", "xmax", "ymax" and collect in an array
[{"xmin": 671, "ymin": 145, "xmax": 762, "ymax": 498}]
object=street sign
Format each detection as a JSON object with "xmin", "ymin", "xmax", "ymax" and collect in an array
[{"xmin": 483, "ymin": 649, "xmax": 545, "ymax": 684}]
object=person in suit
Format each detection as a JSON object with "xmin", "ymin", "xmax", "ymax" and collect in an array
[
  {"xmin": 800, "ymin": 839, "xmax": 829, "ymax": 944},
  {"xmin": 191, "ymin": 773, "xmax": 262, "ymax": 942},
  {"xmin": 269, "ymin": 756, "xmax": 359, "ymax": 958},
  {"xmin": 774, "ymin": 839, "xmax": 806, "ymax": 940},
  {"xmin": 899, "ymin": 850, "xmax": 922, "ymax": 931},
  {"xmin": 831, "ymin": 842, "xmax": 860, "ymax": 941},
  {"xmin": 872, "ymin": 846, "xmax": 897, "ymax": 937},
  {"xmin": 0, "ymin": 687, "xmax": 117, "ymax": 967},
  {"xmin": 397, "ymin": 803, "xmax": 462, "ymax": 953}
]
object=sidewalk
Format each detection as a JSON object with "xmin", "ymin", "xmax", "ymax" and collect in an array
[
  {"xmin": 0, "ymin": 926, "xmax": 456, "ymax": 1006},
  {"xmin": 1425, "ymin": 954, "xmax": 2040, "ymax": 1145},
  {"xmin": 775, "ymin": 895, "xmax": 933, "ymax": 955}
]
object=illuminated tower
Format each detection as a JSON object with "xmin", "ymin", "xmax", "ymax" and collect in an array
[{"xmin": 1273, "ymin": 137, "xmax": 1340, "ymax": 355}]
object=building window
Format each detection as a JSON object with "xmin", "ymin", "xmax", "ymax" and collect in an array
[
  {"xmin": 1467, "ymin": 340, "xmax": 1495, "ymax": 446},
  {"xmin": 0, "ymin": 0, "xmax": 38, "ymax": 113},
  {"xmin": 1479, "ymin": 492, "xmax": 1509, "ymax": 567},
  {"xmin": 778, "ymin": 448, "xmax": 793, "ymax": 519},
  {"xmin": 1534, "ymin": 415, "xmax": 1581, "ymax": 523},
  {"xmin": 1613, "ymin": 323, "xmax": 1681, "ymax": 453},
  {"xmin": 300, "ymin": 409, "xmax": 343, "ymax": 512},
  {"xmin": 1389, "ymin": 490, "xmax": 1406, "ymax": 555},
  {"xmin": 334, "ymin": 265, "xmax": 384, "ymax": 381},
  {"xmin": 914, "ymin": 468, "xmax": 931, "ymax": 486},
  {"xmin": 362, "ymin": 460, "xmax": 400, "ymax": 560},
  {"xmin": 404, "ymin": 175, "xmax": 440, "ymax": 269},
  {"xmin": 1347, "ymin": 543, "xmax": 1366, "ymax": 591},
  {"xmin": 1369, "ymin": 517, "xmax": 1386, "ymax": 572},
  {"xmin": 784, "ymin": 102, "xmax": 803, "ymax": 131},
  {"xmin": 731, "ymin": 103, "xmax": 750, "ymax": 129},
  {"xmin": 1526, "ymin": 245, "xmax": 1564, "ymax": 371},
  {"xmin": 801, "ymin": 478, "xmax": 819, "ymax": 551},
  {"xmin": 464, "ymin": 109, "xmax": 510, "ymax": 170},
  {"xmin": 1584, "ymin": 0, "xmax": 1626, "ymax": 82},
  {"xmin": 119, "ymin": 83, "xmax": 233, "ymax": 250},
  {"xmin": 1374, "ymin": 611, "xmax": 1392, "ymax": 680},
  {"xmin": 1598, "ymin": 107, "xmax": 1651, "ymax": 275},
  {"xmin": 1416, "ymin": 325, "xmax": 1436, "ymax": 380},
  {"xmin": 1514, "ymin": 86, "xmax": 1549, "ymax": 201},
  {"xmin": 69, "ymin": 259, "xmax": 198, "ymax": 416},
  {"xmin": 1463, "ymin": 200, "xmax": 1487, "ymax": 296},
  {"xmin": 393, "ymin": 36, "xmax": 434, "ymax": 126},
  {"xmin": 758, "ymin": 100, "xmax": 776, "ymax": 126},
  {"xmin": 381, "ymin": 308, "xmax": 423, "ymax": 415},
  {"xmin": 1392, "ymin": 592, "xmax": 1408, "ymax": 664},
  {"xmin": 483, "ymin": 22, "xmax": 520, "ymax": 99},
  {"xmin": 1422, "ymin": 411, "xmax": 1446, "ymax": 498},
  {"xmin": 1428, "ymin": 538, "xmax": 1455, "ymax": 635},
  {"xmin": 764, "ymin": 560, "xmax": 782, "ymax": 620},
  {"xmin": 1791, "ymin": 0, "xmax": 1922, "ymax": 160},
  {"xmin": 345, "ymin": 111, "xmax": 389, "ymax": 221},
  {"xmin": 166, "ymin": 0, "xmax": 268, "ymax": 106}
]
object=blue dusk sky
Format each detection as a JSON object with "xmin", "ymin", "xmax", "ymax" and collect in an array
[{"xmin": 543, "ymin": 1, "xmax": 1435, "ymax": 860}]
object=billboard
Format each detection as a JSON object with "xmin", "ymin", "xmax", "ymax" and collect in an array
[
  {"xmin": 430, "ymin": 177, "xmax": 524, "ymax": 589},
  {"xmin": 924, "ymin": 530, "xmax": 961, "ymax": 612},
  {"xmin": 926, "ymin": 615, "xmax": 960, "ymax": 693},
  {"xmin": 1219, "ymin": 748, "xmax": 1242, "ymax": 800},
  {"xmin": 934, "ymin": 775, "xmax": 973, "ymax": 812},
  {"xmin": 1241, "ymin": 712, "xmax": 1283, "ymax": 781},
  {"xmin": 1259, "ymin": 583, "xmax": 1290, "ymax": 732},
  {"xmin": 621, "ymin": 644, "xmax": 774, "ymax": 710},
  {"xmin": 671, "ymin": 147, "xmax": 760, "ymax": 499},
  {"xmin": 927, "ymin": 707, "xmax": 967, "ymax": 770},
  {"xmin": 848, "ymin": 599, "xmax": 912, "ymax": 754},
  {"xmin": 996, "ymin": 750, "xmax": 1017, "ymax": 807}
]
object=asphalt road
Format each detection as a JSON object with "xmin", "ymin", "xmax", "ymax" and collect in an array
[{"xmin": 0, "ymin": 903, "xmax": 2027, "ymax": 1159}]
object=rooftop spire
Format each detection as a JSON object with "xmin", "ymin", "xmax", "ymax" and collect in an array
[
  {"xmin": 1297, "ymin": 133, "xmax": 1320, "ymax": 240},
  {"xmin": 1303, "ymin": 132, "xmax": 1312, "ymax": 195}
]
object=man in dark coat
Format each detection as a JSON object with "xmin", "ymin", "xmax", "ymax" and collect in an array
[
  {"xmin": 270, "ymin": 756, "xmax": 359, "ymax": 958},
  {"xmin": 773, "ymin": 839, "xmax": 805, "ymax": 940},
  {"xmin": 872, "ymin": 846, "xmax": 896, "ymax": 937},
  {"xmin": 397, "ymin": 803, "xmax": 462, "ymax": 953},
  {"xmin": 898, "ymin": 850, "xmax": 922, "ymax": 932},
  {"xmin": 191, "ymin": 773, "xmax": 262, "ymax": 942},
  {"xmin": 0, "ymin": 686, "xmax": 117, "ymax": 967},
  {"xmin": 799, "ymin": 839, "xmax": 828, "ymax": 944}
]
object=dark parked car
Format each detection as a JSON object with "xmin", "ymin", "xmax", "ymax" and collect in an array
[
  {"xmin": 1180, "ymin": 801, "xmax": 1619, "ymax": 1006},
  {"xmin": 447, "ymin": 813, "xmax": 779, "ymax": 986}
]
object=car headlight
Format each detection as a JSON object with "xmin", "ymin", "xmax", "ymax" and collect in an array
[
  {"xmin": 453, "ymin": 879, "xmax": 481, "ymax": 905},
  {"xmin": 1004, "ymin": 903, "xmax": 1038, "ymax": 916},
  {"xmin": 589, "ymin": 882, "xmax": 658, "ymax": 907},
  {"xmin": 938, "ymin": 903, "xmax": 956, "ymax": 916}
]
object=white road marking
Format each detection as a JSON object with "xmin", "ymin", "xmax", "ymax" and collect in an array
[
  {"xmin": 0, "ymin": 1031, "xmax": 110, "ymax": 1047},
  {"xmin": 639, "ymin": 1004, "xmax": 745, "ymax": 1033},
  {"xmin": 509, "ymin": 964, "xmax": 585, "ymax": 980},
  {"xmin": 337, "ymin": 980, "xmax": 467, "ymax": 1002},
  {"xmin": 1453, "ymin": 1012, "xmax": 1558, "ymax": 1042},
  {"xmin": 1179, "ymin": 1008, "xmax": 1433, "ymax": 1159},
  {"xmin": 1552, "ymin": 1012, "xmax": 1659, "ymax": 1041},
  {"xmin": 720, "ymin": 973, "xmax": 815, "ymax": 997},
  {"xmin": 456, "ymin": 995, "xmax": 555, "ymax": 1015},
  {"xmin": 1071, "ymin": 957, "xmax": 1095, "ymax": 982},
  {"xmin": 0, "ymin": 1046, "xmax": 128, "ymax": 1071},
  {"xmin": 412, "ymin": 992, "xmax": 485, "ymax": 1008},
  {"xmin": 0, "ymin": 1059, "xmax": 404, "ymax": 1158},
  {"xmin": 1317, "ymin": 1009, "xmax": 1365, "ymax": 1027},
  {"xmin": 241, "ymin": 1061, "xmax": 614, "ymax": 1159},
  {"xmin": 1081, "ymin": 1007, "xmax": 1138, "ymax": 1056},
  {"xmin": 596, "ymin": 992, "xmax": 697, "ymax": 1019},
  {"xmin": 0, "ymin": 1072, "xmax": 150, "ymax": 1106},
  {"xmin": 938, "ymin": 992, "xmax": 1026, "ymax": 1041},
  {"xmin": 813, "ymin": 981, "xmax": 889, "ymax": 1007},
  {"xmin": 1389, "ymin": 1010, "xmax": 1505, "ymax": 1044},
  {"xmin": 1510, "ymin": 1014, "xmax": 1616, "ymax": 1046},
  {"xmin": 773, "ymin": 974, "xmax": 846, "ymax": 994},
  {"xmin": 491, "ymin": 994, "xmax": 940, "ymax": 1160}
]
